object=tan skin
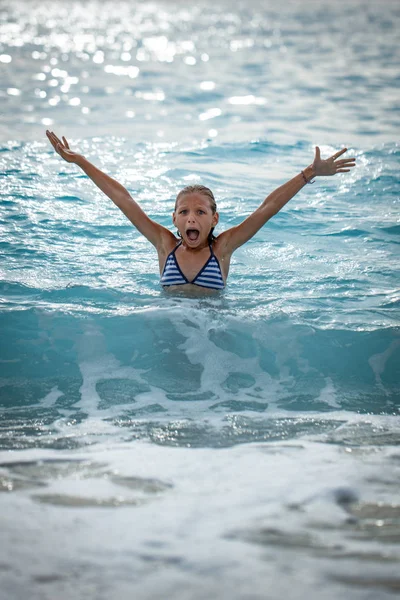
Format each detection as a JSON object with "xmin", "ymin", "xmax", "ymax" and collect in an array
[{"xmin": 46, "ymin": 130, "xmax": 356, "ymax": 293}]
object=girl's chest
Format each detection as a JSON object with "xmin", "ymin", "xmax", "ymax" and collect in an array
[{"xmin": 175, "ymin": 248, "xmax": 211, "ymax": 281}]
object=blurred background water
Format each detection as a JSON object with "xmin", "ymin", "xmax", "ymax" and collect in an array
[{"xmin": 0, "ymin": 1, "xmax": 399, "ymax": 599}]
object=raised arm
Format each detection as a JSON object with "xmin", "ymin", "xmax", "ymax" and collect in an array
[
  {"xmin": 46, "ymin": 130, "xmax": 172, "ymax": 250},
  {"xmin": 218, "ymin": 147, "xmax": 356, "ymax": 254}
]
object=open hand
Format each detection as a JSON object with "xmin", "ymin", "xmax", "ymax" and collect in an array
[
  {"xmin": 312, "ymin": 147, "xmax": 356, "ymax": 177},
  {"xmin": 46, "ymin": 130, "xmax": 81, "ymax": 163}
]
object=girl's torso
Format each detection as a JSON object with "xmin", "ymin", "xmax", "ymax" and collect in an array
[{"xmin": 159, "ymin": 238, "xmax": 231, "ymax": 292}]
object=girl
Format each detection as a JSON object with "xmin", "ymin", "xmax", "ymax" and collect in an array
[{"xmin": 46, "ymin": 131, "xmax": 356, "ymax": 293}]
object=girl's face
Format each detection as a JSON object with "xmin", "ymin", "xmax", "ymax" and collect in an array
[{"xmin": 173, "ymin": 193, "xmax": 219, "ymax": 248}]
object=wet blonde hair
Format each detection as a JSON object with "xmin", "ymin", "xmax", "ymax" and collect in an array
[{"xmin": 175, "ymin": 185, "xmax": 217, "ymax": 243}]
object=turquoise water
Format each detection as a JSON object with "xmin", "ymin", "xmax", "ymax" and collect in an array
[{"xmin": 1, "ymin": 1, "xmax": 400, "ymax": 598}]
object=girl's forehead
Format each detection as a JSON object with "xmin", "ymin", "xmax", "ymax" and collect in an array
[{"xmin": 176, "ymin": 192, "xmax": 212, "ymax": 208}]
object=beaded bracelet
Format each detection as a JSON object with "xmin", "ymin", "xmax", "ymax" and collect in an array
[{"xmin": 301, "ymin": 170, "xmax": 315, "ymax": 185}]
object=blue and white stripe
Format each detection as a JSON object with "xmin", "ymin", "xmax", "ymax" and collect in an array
[
  {"xmin": 161, "ymin": 245, "xmax": 225, "ymax": 290},
  {"xmin": 160, "ymin": 254, "xmax": 187, "ymax": 286},
  {"xmin": 193, "ymin": 256, "xmax": 225, "ymax": 289}
]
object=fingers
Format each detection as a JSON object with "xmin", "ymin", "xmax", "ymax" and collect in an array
[
  {"xmin": 335, "ymin": 159, "xmax": 356, "ymax": 168},
  {"xmin": 46, "ymin": 130, "xmax": 59, "ymax": 146},
  {"xmin": 315, "ymin": 146, "xmax": 321, "ymax": 161},
  {"xmin": 46, "ymin": 130, "xmax": 65, "ymax": 148},
  {"xmin": 335, "ymin": 157, "xmax": 356, "ymax": 174},
  {"xmin": 46, "ymin": 130, "xmax": 55, "ymax": 144},
  {"xmin": 52, "ymin": 132, "xmax": 63, "ymax": 146},
  {"xmin": 62, "ymin": 136, "xmax": 70, "ymax": 149},
  {"xmin": 332, "ymin": 148, "xmax": 347, "ymax": 160},
  {"xmin": 46, "ymin": 130, "xmax": 59, "ymax": 150},
  {"xmin": 46, "ymin": 130, "xmax": 68, "ymax": 157}
]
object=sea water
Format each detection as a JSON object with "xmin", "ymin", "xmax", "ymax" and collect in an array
[{"xmin": 0, "ymin": 1, "xmax": 399, "ymax": 598}]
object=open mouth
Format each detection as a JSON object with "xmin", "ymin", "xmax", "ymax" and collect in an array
[{"xmin": 186, "ymin": 228, "xmax": 200, "ymax": 241}]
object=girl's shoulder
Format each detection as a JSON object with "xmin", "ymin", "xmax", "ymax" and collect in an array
[{"xmin": 158, "ymin": 230, "xmax": 180, "ymax": 257}]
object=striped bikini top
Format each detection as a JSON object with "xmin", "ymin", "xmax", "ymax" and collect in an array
[{"xmin": 160, "ymin": 242, "xmax": 225, "ymax": 290}]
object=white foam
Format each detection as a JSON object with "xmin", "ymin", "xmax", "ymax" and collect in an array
[{"xmin": 1, "ymin": 429, "xmax": 399, "ymax": 599}]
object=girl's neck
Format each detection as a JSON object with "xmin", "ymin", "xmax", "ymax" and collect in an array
[{"xmin": 180, "ymin": 239, "xmax": 210, "ymax": 253}]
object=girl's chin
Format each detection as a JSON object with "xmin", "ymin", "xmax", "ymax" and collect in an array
[{"xmin": 183, "ymin": 235, "xmax": 205, "ymax": 246}]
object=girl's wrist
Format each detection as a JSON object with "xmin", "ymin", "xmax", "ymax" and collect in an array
[
  {"xmin": 75, "ymin": 154, "xmax": 86, "ymax": 167},
  {"xmin": 301, "ymin": 164, "xmax": 317, "ymax": 184}
]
